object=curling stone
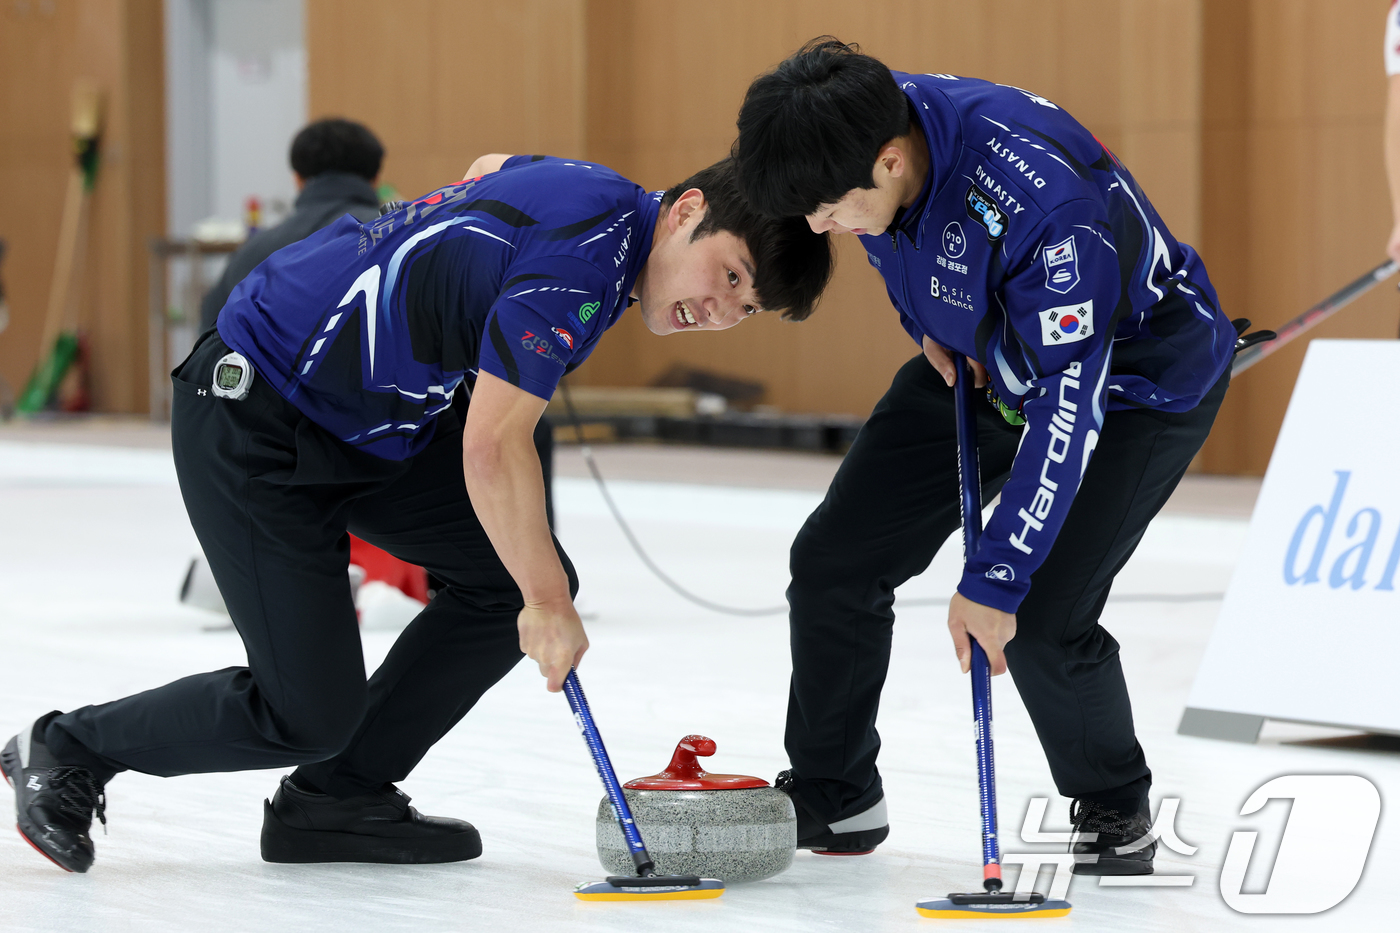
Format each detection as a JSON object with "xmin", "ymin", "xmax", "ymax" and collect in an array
[{"xmin": 595, "ymin": 735, "xmax": 796, "ymax": 883}]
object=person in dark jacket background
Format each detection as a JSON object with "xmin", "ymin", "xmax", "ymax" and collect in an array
[{"xmin": 199, "ymin": 118, "xmax": 384, "ymax": 331}]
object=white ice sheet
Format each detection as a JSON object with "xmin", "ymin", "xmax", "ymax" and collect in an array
[{"xmin": 0, "ymin": 443, "xmax": 1392, "ymax": 932}]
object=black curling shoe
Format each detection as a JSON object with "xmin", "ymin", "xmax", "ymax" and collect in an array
[
  {"xmin": 1, "ymin": 715, "xmax": 106, "ymax": 873},
  {"xmin": 261, "ymin": 776, "xmax": 482, "ymax": 864},
  {"xmin": 1069, "ymin": 798, "xmax": 1155, "ymax": 875},
  {"xmin": 775, "ymin": 770, "xmax": 889, "ymax": 855}
]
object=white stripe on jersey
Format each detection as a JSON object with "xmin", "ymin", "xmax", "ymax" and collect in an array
[{"xmin": 1386, "ymin": 0, "xmax": 1400, "ymax": 76}]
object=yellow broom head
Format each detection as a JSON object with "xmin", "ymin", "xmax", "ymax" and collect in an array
[
  {"xmin": 916, "ymin": 893, "xmax": 1072, "ymax": 919},
  {"xmin": 574, "ymin": 876, "xmax": 725, "ymax": 901}
]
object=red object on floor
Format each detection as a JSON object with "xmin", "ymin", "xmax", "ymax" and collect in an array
[{"xmin": 349, "ymin": 535, "xmax": 429, "ymax": 603}]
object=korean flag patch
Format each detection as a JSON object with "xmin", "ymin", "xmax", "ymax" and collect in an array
[
  {"xmin": 1038, "ymin": 300, "xmax": 1094, "ymax": 346},
  {"xmin": 1041, "ymin": 236, "xmax": 1079, "ymax": 294}
]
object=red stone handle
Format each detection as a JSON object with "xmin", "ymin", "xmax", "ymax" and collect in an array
[
  {"xmin": 624, "ymin": 734, "xmax": 770, "ymax": 790},
  {"xmin": 665, "ymin": 735, "xmax": 716, "ymax": 778}
]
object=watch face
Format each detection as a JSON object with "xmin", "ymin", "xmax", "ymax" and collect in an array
[{"xmin": 216, "ymin": 363, "xmax": 243, "ymax": 390}]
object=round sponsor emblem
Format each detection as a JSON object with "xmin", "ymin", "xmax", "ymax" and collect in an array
[
  {"xmin": 986, "ymin": 564, "xmax": 1015, "ymax": 582},
  {"xmin": 942, "ymin": 222, "xmax": 967, "ymax": 258},
  {"xmin": 1059, "ymin": 315, "xmax": 1079, "ymax": 334}
]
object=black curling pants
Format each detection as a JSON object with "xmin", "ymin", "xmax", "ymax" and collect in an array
[
  {"xmin": 785, "ymin": 354, "xmax": 1228, "ymax": 822},
  {"xmin": 46, "ymin": 332, "xmax": 575, "ymax": 799}
]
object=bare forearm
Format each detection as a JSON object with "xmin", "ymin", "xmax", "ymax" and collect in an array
[
  {"xmin": 462, "ymin": 429, "xmax": 568, "ymax": 607},
  {"xmin": 1386, "ymin": 78, "xmax": 1400, "ymax": 223}
]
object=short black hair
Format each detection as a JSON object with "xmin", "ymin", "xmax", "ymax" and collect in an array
[
  {"xmin": 734, "ymin": 37, "xmax": 910, "ymax": 218},
  {"xmin": 660, "ymin": 157, "xmax": 832, "ymax": 322},
  {"xmin": 289, "ymin": 118, "xmax": 384, "ymax": 181}
]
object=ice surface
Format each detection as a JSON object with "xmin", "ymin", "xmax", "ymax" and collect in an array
[{"xmin": 0, "ymin": 440, "xmax": 1394, "ymax": 932}]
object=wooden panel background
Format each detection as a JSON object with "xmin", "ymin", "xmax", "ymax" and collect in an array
[
  {"xmin": 0, "ymin": 0, "xmax": 165, "ymax": 414},
  {"xmin": 1199, "ymin": 0, "xmax": 1398, "ymax": 473},
  {"xmin": 307, "ymin": 0, "xmax": 1212, "ymax": 418},
  {"xmin": 308, "ymin": 0, "xmax": 587, "ymax": 202},
  {"xmin": 569, "ymin": 0, "xmax": 1210, "ymax": 422},
  {"xmin": 0, "ymin": 0, "xmax": 1390, "ymax": 455}
]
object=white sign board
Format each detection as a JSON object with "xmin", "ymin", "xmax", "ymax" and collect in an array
[{"xmin": 1183, "ymin": 340, "xmax": 1400, "ymax": 740}]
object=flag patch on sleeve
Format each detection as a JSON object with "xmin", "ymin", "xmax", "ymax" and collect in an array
[{"xmin": 1038, "ymin": 300, "xmax": 1094, "ymax": 345}]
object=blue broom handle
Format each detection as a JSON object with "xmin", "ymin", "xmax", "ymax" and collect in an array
[
  {"xmin": 952, "ymin": 354, "xmax": 1002, "ymax": 886},
  {"xmin": 971, "ymin": 641, "xmax": 999, "ymax": 877},
  {"xmin": 562, "ymin": 669, "xmax": 653, "ymax": 872},
  {"xmin": 953, "ymin": 354, "xmax": 985, "ymax": 555}
]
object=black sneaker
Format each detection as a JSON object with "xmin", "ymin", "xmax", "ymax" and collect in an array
[
  {"xmin": 261, "ymin": 775, "xmax": 482, "ymax": 864},
  {"xmin": 1069, "ymin": 798, "xmax": 1155, "ymax": 875},
  {"xmin": 775, "ymin": 770, "xmax": 889, "ymax": 855},
  {"xmin": 1, "ymin": 715, "xmax": 106, "ymax": 873}
]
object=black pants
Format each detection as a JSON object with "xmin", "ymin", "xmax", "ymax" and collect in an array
[
  {"xmin": 47, "ymin": 332, "xmax": 575, "ymax": 799},
  {"xmin": 786, "ymin": 354, "xmax": 1228, "ymax": 821}
]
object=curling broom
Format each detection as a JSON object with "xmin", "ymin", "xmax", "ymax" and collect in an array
[
  {"xmin": 17, "ymin": 80, "xmax": 101, "ymax": 414},
  {"xmin": 914, "ymin": 355, "xmax": 1071, "ymax": 920},
  {"xmin": 564, "ymin": 669, "xmax": 725, "ymax": 901},
  {"xmin": 1230, "ymin": 259, "xmax": 1396, "ymax": 376}
]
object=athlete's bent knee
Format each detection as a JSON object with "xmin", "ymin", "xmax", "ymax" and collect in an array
[
  {"xmin": 789, "ymin": 520, "xmax": 855, "ymax": 590},
  {"xmin": 277, "ymin": 689, "xmax": 368, "ymax": 760}
]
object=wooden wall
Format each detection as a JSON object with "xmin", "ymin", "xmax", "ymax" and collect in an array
[
  {"xmin": 1199, "ymin": 1, "xmax": 1397, "ymax": 473},
  {"xmin": 569, "ymin": 0, "xmax": 1209, "ymax": 423},
  {"xmin": 308, "ymin": 0, "xmax": 587, "ymax": 195},
  {"xmin": 299, "ymin": 1, "xmax": 1397, "ymax": 473},
  {"xmin": 0, "ymin": 0, "xmax": 1388, "ymax": 455},
  {"xmin": 0, "ymin": 0, "xmax": 165, "ymax": 414}
]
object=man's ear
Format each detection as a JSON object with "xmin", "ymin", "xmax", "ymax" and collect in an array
[
  {"xmin": 667, "ymin": 188, "xmax": 707, "ymax": 234},
  {"xmin": 874, "ymin": 143, "xmax": 908, "ymax": 182}
]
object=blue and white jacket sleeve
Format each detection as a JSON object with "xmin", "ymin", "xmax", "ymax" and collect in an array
[
  {"xmin": 478, "ymin": 257, "xmax": 611, "ymax": 400},
  {"xmin": 958, "ymin": 204, "xmax": 1118, "ymax": 612}
]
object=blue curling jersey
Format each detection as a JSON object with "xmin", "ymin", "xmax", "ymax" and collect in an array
[
  {"xmin": 863, "ymin": 73, "xmax": 1236, "ymax": 613},
  {"xmin": 217, "ymin": 156, "xmax": 661, "ymax": 459}
]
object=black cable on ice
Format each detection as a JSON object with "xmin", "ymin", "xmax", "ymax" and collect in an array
[
  {"xmin": 556, "ymin": 381, "xmax": 1224, "ymax": 617},
  {"xmin": 560, "ymin": 380, "xmax": 787, "ymax": 617}
]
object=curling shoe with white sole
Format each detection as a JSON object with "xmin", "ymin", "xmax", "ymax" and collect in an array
[
  {"xmin": 1069, "ymin": 798, "xmax": 1155, "ymax": 875},
  {"xmin": 1, "ymin": 713, "xmax": 106, "ymax": 873},
  {"xmin": 261, "ymin": 775, "xmax": 481, "ymax": 864},
  {"xmin": 776, "ymin": 770, "xmax": 889, "ymax": 855}
]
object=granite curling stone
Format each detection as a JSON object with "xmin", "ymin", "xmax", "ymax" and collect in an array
[{"xmin": 595, "ymin": 735, "xmax": 796, "ymax": 883}]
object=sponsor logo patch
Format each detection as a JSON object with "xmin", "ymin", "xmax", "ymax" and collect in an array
[
  {"xmin": 1038, "ymin": 300, "xmax": 1094, "ymax": 345},
  {"xmin": 942, "ymin": 221, "xmax": 967, "ymax": 258},
  {"xmin": 577, "ymin": 300, "xmax": 601, "ymax": 323},
  {"xmin": 1041, "ymin": 236, "xmax": 1079, "ymax": 294},
  {"xmin": 965, "ymin": 184, "xmax": 1008, "ymax": 240},
  {"xmin": 551, "ymin": 327, "xmax": 575, "ymax": 351},
  {"xmin": 520, "ymin": 331, "xmax": 566, "ymax": 364},
  {"xmin": 986, "ymin": 564, "xmax": 1015, "ymax": 582},
  {"xmin": 931, "ymin": 276, "xmax": 976, "ymax": 312}
]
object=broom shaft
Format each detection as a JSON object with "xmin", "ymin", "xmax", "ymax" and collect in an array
[
  {"xmin": 1232, "ymin": 259, "xmax": 1399, "ymax": 376},
  {"xmin": 952, "ymin": 354, "xmax": 1002, "ymax": 883},
  {"xmin": 563, "ymin": 669, "xmax": 655, "ymax": 875},
  {"xmin": 40, "ymin": 168, "xmax": 85, "ymax": 355}
]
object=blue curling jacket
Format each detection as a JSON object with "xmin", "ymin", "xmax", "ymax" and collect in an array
[
  {"xmin": 861, "ymin": 72, "xmax": 1236, "ymax": 612},
  {"xmin": 218, "ymin": 156, "xmax": 660, "ymax": 460}
]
